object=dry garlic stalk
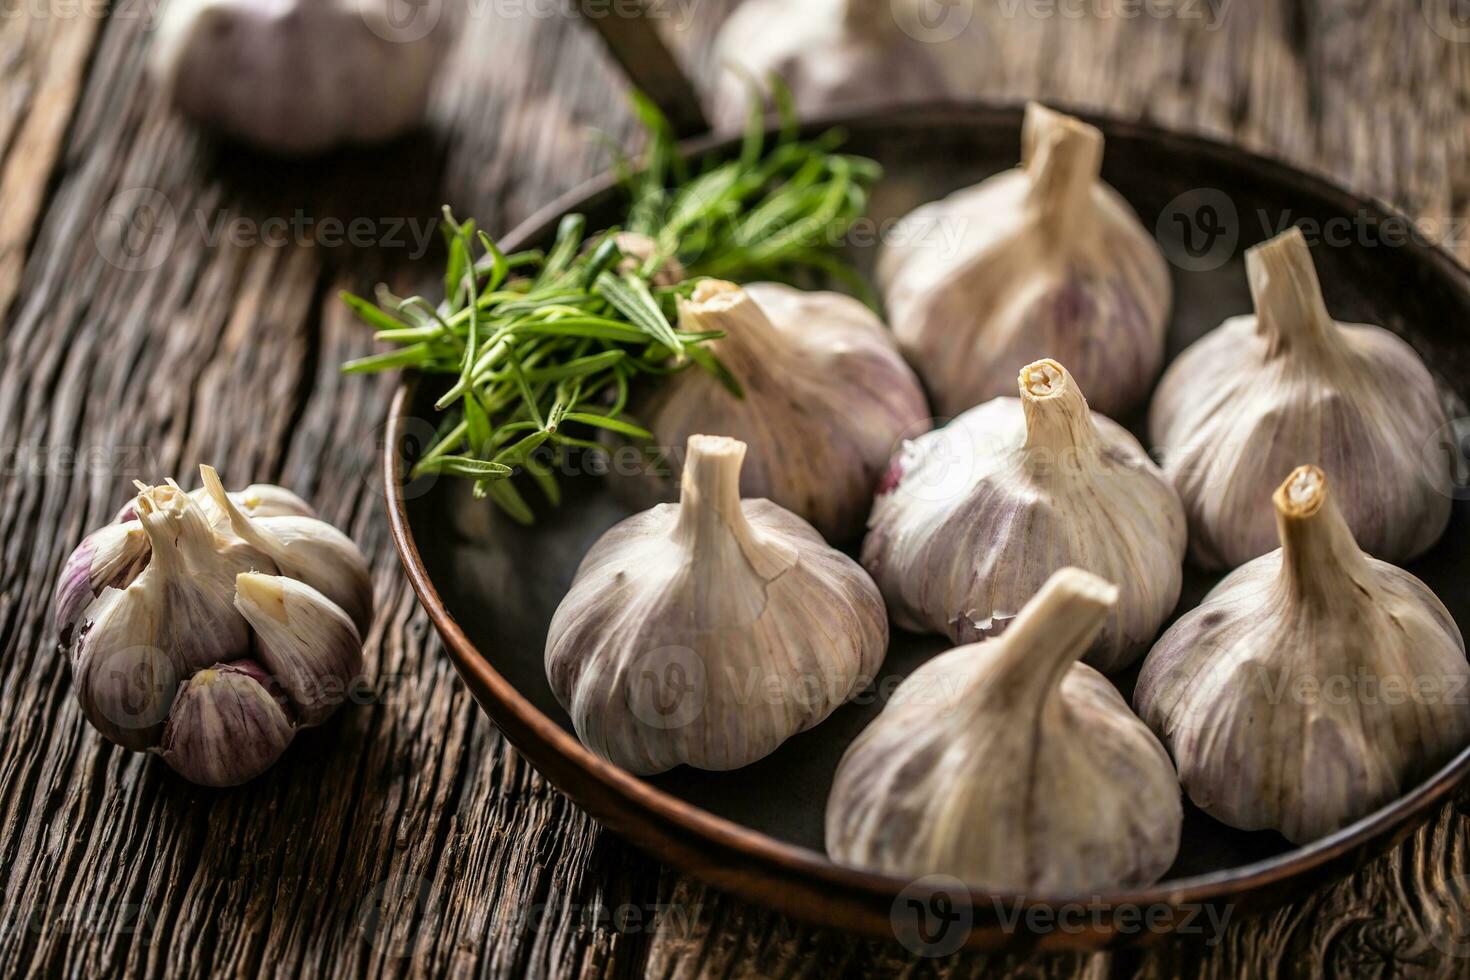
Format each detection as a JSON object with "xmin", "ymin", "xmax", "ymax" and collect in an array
[
  {"xmin": 1135, "ymin": 466, "xmax": 1470, "ymax": 844},
  {"xmin": 611, "ymin": 280, "xmax": 930, "ymax": 543},
  {"xmin": 547, "ymin": 435, "xmax": 888, "ymax": 775},
  {"xmin": 1150, "ymin": 226, "xmax": 1452, "ymax": 569},
  {"xmin": 880, "ymin": 103, "xmax": 1171, "ymax": 418},
  {"xmin": 863, "ymin": 359, "xmax": 1185, "ymax": 672},
  {"xmin": 710, "ymin": 0, "xmax": 983, "ymax": 129},
  {"xmin": 826, "ymin": 568, "xmax": 1182, "ymax": 891}
]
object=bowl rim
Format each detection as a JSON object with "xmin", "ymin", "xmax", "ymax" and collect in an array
[{"xmin": 381, "ymin": 98, "xmax": 1470, "ymax": 947}]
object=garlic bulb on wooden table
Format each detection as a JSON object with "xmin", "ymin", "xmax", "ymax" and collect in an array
[
  {"xmin": 610, "ymin": 280, "xmax": 930, "ymax": 544},
  {"xmin": 150, "ymin": 0, "xmax": 443, "ymax": 154},
  {"xmin": 56, "ymin": 467, "xmax": 371, "ymax": 786},
  {"xmin": 1150, "ymin": 226, "xmax": 1452, "ymax": 569},
  {"xmin": 880, "ymin": 103, "xmax": 1171, "ymax": 419},
  {"xmin": 709, "ymin": 0, "xmax": 983, "ymax": 130},
  {"xmin": 1135, "ymin": 466, "xmax": 1470, "ymax": 844},
  {"xmin": 826, "ymin": 568, "xmax": 1182, "ymax": 892},
  {"xmin": 863, "ymin": 358, "xmax": 1185, "ymax": 672},
  {"xmin": 546, "ymin": 435, "xmax": 888, "ymax": 775}
]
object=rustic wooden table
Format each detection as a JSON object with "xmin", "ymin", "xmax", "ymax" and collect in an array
[{"xmin": 5, "ymin": 0, "xmax": 1470, "ymax": 976}]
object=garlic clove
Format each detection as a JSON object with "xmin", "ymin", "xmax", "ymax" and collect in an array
[
  {"xmin": 70, "ymin": 587, "xmax": 183, "ymax": 750},
  {"xmin": 1149, "ymin": 226, "xmax": 1452, "ymax": 569},
  {"xmin": 234, "ymin": 572, "xmax": 363, "ymax": 728},
  {"xmin": 200, "ymin": 466, "xmax": 374, "ymax": 633},
  {"xmin": 609, "ymin": 280, "xmax": 930, "ymax": 543},
  {"xmin": 55, "ymin": 521, "xmax": 150, "ymax": 646},
  {"xmin": 1135, "ymin": 465, "xmax": 1470, "ymax": 844},
  {"xmin": 826, "ymin": 567, "xmax": 1182, "ymax": 891},
  {"xmin": 880, "ymin": 103, "xmax": 1171, "ymax": 419},
  {"xmin": 862, "ymin": 358, "xmax": 1186, "ymax": 671},
  {"xmin": 547, "ymin": 434, "xmax": 888, "ymax": 774},
  {"xmin": 156, "ymin": 659, "xmax": 295, "ymax": 788}
]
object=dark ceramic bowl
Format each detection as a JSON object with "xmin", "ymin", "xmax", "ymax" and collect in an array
[{"xmin": 384, "ymin": 102, "xmax": 1470, "ymax": 951}]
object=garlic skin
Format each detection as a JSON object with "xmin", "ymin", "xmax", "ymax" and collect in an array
[
  {"xmin": 150, "ymin": 0, "xmax": 442, "ymax": 154},
  {"xmin": 826, "ymin": 568, "xmax": 1182, "ymax": 891},
  {"xmin": 863, "ymin": 359, "xmax": 1185, "ymax": 672},
  {"xmin": 114, "ymin": 482, "xmax": 315, "ymax": 526},
  {"xmin": 880, "ymin": 103, "xmax": 1171, "ymax": 419},
  {"xmin": 547, "ymin": 435, "xmax": 888, "ymax": 775},
  {"xmin": 201, "ymin": 466, "xmax": 374, "ymax": 633},
  {"xmin": 710, "ymin": 0, "xmax": 982, "ymax": 130},
  {"xmin": 1150, "ymin": 227, "xmax": 1452, "ymax": 569},
  {"xmin": 1135, "ymin": 466, "xmax": 1470, "ymax": 844},
  {"xmin": 158, "ymin": 659, "xmax": 294, "ymax": 788},
  {"xmin": 235, "ymin": 572, "xmax": 363, "ymax": 728},
  {"xmin": 610, "ymin": 280, "xmax": 930, "ymax": 543}
]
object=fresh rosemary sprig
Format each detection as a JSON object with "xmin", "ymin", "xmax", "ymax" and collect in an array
[{"xmin": 341, "ymin": 89, "xmax": 881, "ymax": 523}]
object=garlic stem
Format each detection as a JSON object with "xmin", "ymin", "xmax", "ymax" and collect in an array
[
  {"xmin": 981, "ymin": 567, "xmax": 1119, "ymax": 705},
  {"xmin": 1021, "ymin": 103, "xmax": 1103, "ymax": 228},
  {"xmin": 1019, "ymin": 358, "xmax": 1100, "ymax": 456},
  {"xmin": 673, "ymin": 435, "xmax": 797, "ymax": 580},
  {"xmin": 1272, "ymin": 465, "xmax": 1372, "ymax": 602},
  {"xmin": 1247, "ymin": 226, "xmax": 1339, "ymax": 356},
  {"xmin": 678, "ymin": 280, "xmax": 791, "ymax": 366}
]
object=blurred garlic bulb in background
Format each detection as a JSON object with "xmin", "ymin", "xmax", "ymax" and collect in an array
[
  {"xmin": 827, "ymin": 568, "xmax": 1182, "ymax": 891},
  {"xmin": 880, "ymin": 103, "xmax": 1171, "ymax": 419},
  {"xmin": 710, "ymin": 0, "xmax": 984, "ymax": 130},
  {"xmin": 547, "ymin": 435, "xmax": 888, "ymax": 775},
  {"xmin": 1135, "ymin": 466, "xmax": 1470, "ymax": 844},
  {"xmin": 1150, "ymin": 227, "xmax": 1452, "ymax": 570},
  {"xmin": 611, "ymin": 280, "xmax": 930, "ymax": 543},
  {"xmin": 863, "ymin": 359, "xmax": 1185, "ymax": 672},
  {"xmin": 150, "ymin": 0, "xmax": 444, "ymax": 154}
]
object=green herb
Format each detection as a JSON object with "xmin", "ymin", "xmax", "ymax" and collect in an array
[{"xmin": 341, "ymin": 87, "xmax": 880, "ymax": 523}]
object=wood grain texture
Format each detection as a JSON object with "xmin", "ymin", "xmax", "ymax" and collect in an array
[{"xmin": 1, "ymin": 0, "xmax": 1468, "ymax": 977}]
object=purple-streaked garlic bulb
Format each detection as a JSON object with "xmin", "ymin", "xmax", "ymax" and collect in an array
[
  {"xmin": 1135, "ymin": 466, "xmax": 1470, "ymax": 844},
  {"xmin": 547, "ymin": 435, "xmax": 888, "ymax": 775},
  {"xmin": 863, "ymin": 359, "xmax": 1185, "ymax": 672},
  {"xmin": 880, "ymin": 102, "xmax": 1171, "ymax": 419},
  {"xmin": 710, "ymin": 0, "xmax": 984, "ymax": 130},
  {"xmin": 610, "ymin": 280, "xmax": 930, "ymax": 544},
  {"xmin": 827, "ymin": 568, "xmax": 1182, "ymax": 891},
  {"xmin": 1149, "ymin": 226, "xmax": 1452, "ymax": 570}
]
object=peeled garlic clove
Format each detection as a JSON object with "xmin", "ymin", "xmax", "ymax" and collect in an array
[
  {"xmin": 709, "ymin": 0, "xmax": 981, "ymax": 130},
  {"xmin": 55, "ymin": 521, "xmax": 150, "ymax": 645},
  {"xmin": 1135, "ymin": 466, "xmax": 1470, "ymax": 844},
  {"xmin": 863, "ymin": 359, "xmax": 1185, "ymax": 671},
  {"xmin": 1150, "ymin": 227, "xmax": 1451, "ymax": 569},
  {"xmin": 610, "ymin": 281, "xmax": 930, "ymax": 543},
  {"xmin": 547, "ymin": 434, "xmax": 888, "ymax": 774},
  {"xmin": 200, "ymin": 466, "xmax": 373, "ymax": 633},
  {"xmin": 827, "ymin": 568, "xmax": 1182, "ymax": 891},
  {"xmin": 156, "ymin": 659, "xmax": 295, "ymax": 787},
  {"xmin": 235, "ymin": 572, "xmax": 363, "ymax": 728},
  {"xmin": 880, "ymin": 103, "xmax": 1171, "ymax": 419}
]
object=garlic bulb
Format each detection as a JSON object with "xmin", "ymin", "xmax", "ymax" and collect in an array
[
  {"xmin": 863, "ymin": 359, "xmax": 1185, "ymax": 672},
  {"xmin": 826, "ymin": 568, "xmax": 1182, "ymax": 891},
  {"xmin": 710, "ymin": 0, "xmax": 983, "ymax": 130},
  {"xmin": 610, "ymin": 280, "xmax": 930, "ymax": 543},
  {"xmin": 547, "ymin": 435, "xmax": 888, "ymax": 774},
  {"xmin": 880, "ymin": 103, "xmax": 1171, "ymax": 419},
  {"xmin": 150, "ymin": 0, "xmax": 442, "ymax": 154},
  {"xmin": 200, "ymin": 465, "xmax": 374, "ymax": 633},
  {"xmin": 158, "ymin": 659, "xmax": 294, "ymax": 788},
  {"xmin": 1135, "ymin": 466, "xmax": 1470, "ymax": 844},
  {"xmin": 1150, "ymin": 227, "xmax": 1452, "ymax": 569}
]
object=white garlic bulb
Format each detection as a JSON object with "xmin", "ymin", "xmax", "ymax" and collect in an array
[
  {"xmin": 547, "ymin": 435, "xmax": 888, "ymax": 775},
  {"xmin": 158, "ymin": 659, "xmax": 294, "ymax": 788},
  {"xmin": 1150, "ymin": 227, "xmax": 1452, "ymax": 569},
  {"xmin": 710, "ymin": 0, "xmax": 983, "ymax": 130},
  {"xmin": 826, "ymin": 568, "xmax": 1182, "ymax": 891},
  {"xmin": 1135, "ymin": 466, "xmax": 1470, "ymax": 844},
  {"xmin": 610, "ymin": 280, "xmax": 930, "ymax": 543},
  {"xmin": 880, "ymin": 103, "xmax": 1171, "ymax": 419},
  {"xmin": 150, "ymin": 0, "xmax": 442, "ymax": 154},
  {"xmin": 863, "ymin": 359, "xmax": 1185, "ymax": 672}
]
